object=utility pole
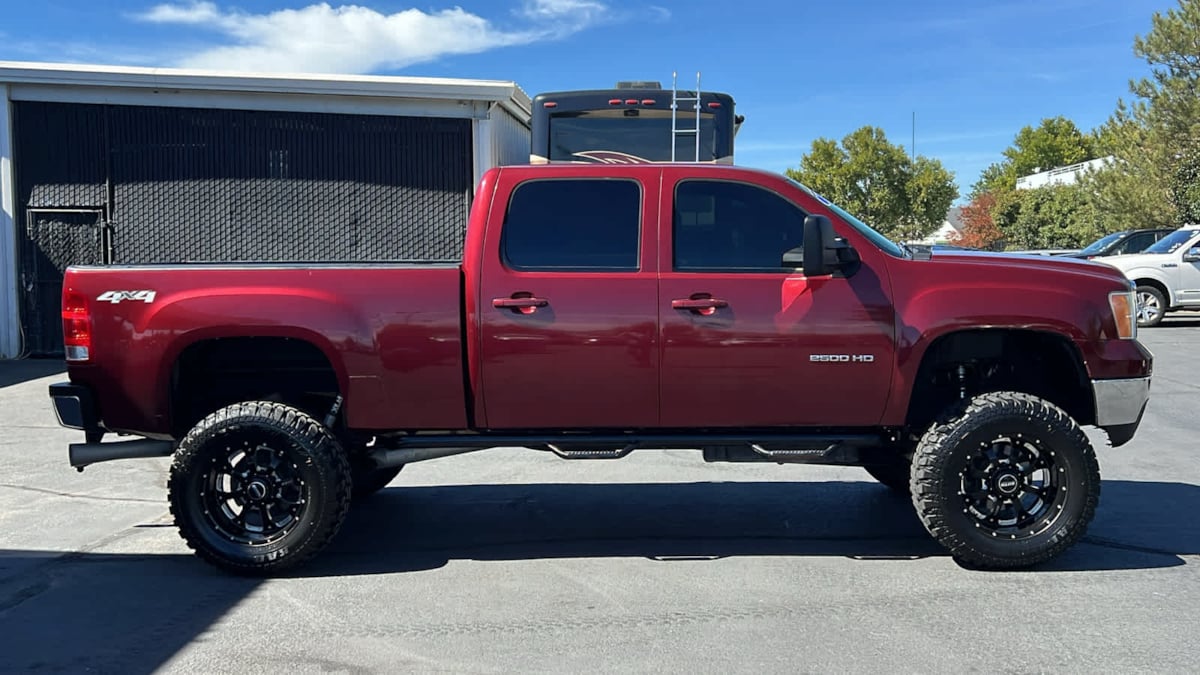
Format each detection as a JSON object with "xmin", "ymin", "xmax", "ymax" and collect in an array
[{"xmin": 911, "ymin": 111, "xmax": 916, "ymax": 162}]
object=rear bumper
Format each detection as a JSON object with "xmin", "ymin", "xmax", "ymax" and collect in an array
[
  {"xmin": 1092, "ymin": 376, "xmax": 1150, "ymax": 447},
  {"xmin": 49, "ymin": 382, "xmax": 101, "ymax": 433}
]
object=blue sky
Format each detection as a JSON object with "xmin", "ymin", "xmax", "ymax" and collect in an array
[{"xmin": 0, "ymin": 0, "xmax": 1176, "ymax": 198}]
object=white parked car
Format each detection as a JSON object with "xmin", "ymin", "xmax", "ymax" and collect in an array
[{"xmin": 1103, "ymin": 225, "xmax": 1200, "ymax": 326}]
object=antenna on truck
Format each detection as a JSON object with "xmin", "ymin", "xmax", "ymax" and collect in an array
[{"xmin": 670, "ymin": 71, "xmax": 702, "ymax": 162}]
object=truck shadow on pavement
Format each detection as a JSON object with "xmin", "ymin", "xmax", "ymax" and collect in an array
[
  {"xmin": 0, "ymin": 358, "xmax": 65, "ymax": 388},
  {"xmin": 0, "ymin": 480, "xmax": 1194, "ymax": 672},
  {"xmin": 305, "ymin": 478, "xmax": 1200, "ymax": 576}
]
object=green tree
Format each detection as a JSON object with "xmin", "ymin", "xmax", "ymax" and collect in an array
[
  {"xmin": 1087, "ymin": 0, "xmax": 1200, "ymax": 228},
  {"xmin": 973, "ymin": 117, "xmax": 1096, "ymax": 196},
  {"xmin": 992, "ymin": 184, "xmax": 1102, "ymax": 249},
  {"xmin": 787, "ymin": 126, "xmax": 958, "ymax": 241},
  {"xmin": 1171, "ymin": 151, "xmax": 1200, "ymax": 222},
  {"xmin": 1003, "ymin": 117, "xmax": 1095, "ymax": 178}
]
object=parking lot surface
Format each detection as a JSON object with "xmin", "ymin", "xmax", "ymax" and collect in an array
[{"xmin": 1, "ymin": 318, "xmax": 1198, "ymax": 673}]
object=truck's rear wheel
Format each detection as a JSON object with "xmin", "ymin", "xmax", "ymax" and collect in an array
[
  {"xmin": 911, "ymin": 391, "xmax": 1099, "ymax": 569},
  {"xmin": 168, "ymin": 401, "xmax": 351, "ymax": 575}
]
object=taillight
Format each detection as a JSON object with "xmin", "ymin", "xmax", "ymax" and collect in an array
[{"xmin": 62, "ymin": 290, "xmax": 92, "ymax": 362}]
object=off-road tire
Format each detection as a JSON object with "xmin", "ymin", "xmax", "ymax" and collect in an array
[
  {"xmin": 910, "ymin": 391, "xmax": 1100, "ymax": 569},
  {"xmin": 1135, "ymin": 284, "xmax": 1167, "ymax": 327},
  {"xmin": 351, "ymin": 463, "xmax": 403, "ymax": 498},
  {"xmin": 863, "ymin": 461, "xmax": 912, "ymax": 494},
  {"xmin": 168, "ymin": 401, "xmax": 352, "ymax": 575}
]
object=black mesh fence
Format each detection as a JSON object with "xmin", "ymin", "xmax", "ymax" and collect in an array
[
  {"xmin": 19, "ymin": 211, "xmax": 105, "ymax": 355},
  {"xmin": 12, "ymin": 101, "xmax": 474, "ymax": 353}
]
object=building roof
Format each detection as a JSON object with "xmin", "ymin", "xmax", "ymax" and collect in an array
[
  {"xmin": 945, "ymin": 205, "xmax": 965, "ymax": 232},
  {"xmin": 0, "ymin": 60, "xmax": 531, "ymax": 119}
]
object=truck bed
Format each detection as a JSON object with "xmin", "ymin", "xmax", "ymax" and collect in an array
[{"xmin": 63, "ymin": 263, "xmax": 468, "ymax": 436}]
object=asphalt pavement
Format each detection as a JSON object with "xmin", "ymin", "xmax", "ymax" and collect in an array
[{"xmin": 1, "ymin": 317, "xmax": 1197, "ymax": 673}]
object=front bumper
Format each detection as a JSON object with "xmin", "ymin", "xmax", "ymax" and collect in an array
[{"xmin": 1092, "ymin": 376, "xmax": 1150, "ymax": 447}]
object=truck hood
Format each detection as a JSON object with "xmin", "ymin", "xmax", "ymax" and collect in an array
[{"xmin": 929, "ymin": 249, "xmax": 1133, "ymax": 284}]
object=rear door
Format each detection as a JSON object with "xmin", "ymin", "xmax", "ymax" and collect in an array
[
  {"xmin": 477, "ymin": 171, "xmax": 660, "ymax": 429},
  {"xmin": 657, "ymin": 174, "xmax": 896, "ymax": 428}
]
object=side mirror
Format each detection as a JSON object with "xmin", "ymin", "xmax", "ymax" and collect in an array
[
  {"xmin": 801, "ymin": 215, "xmax": 859, "ymax": 276},
  {"xmin": 1184, "ymin": 246, "xmax": 1200, "ymax": 263}
]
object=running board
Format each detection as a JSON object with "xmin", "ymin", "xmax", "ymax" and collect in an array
[
  {"xmin": 370, "ymin": 433, "xmax": 882, "ymax": 465},
  {"xmin": 546, "ymin": 443, "xmax": 637, "ymax": 460}
]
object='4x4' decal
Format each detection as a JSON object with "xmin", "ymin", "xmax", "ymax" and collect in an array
[{"xmin": 96, "ymin": 290, "xmax": 157, "ymax": 304}]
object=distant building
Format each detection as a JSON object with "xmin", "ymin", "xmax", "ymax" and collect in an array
[
  {"xmin": 1015, "ymin": 156, "xmax": 1114, "ymax": 190},
  {"xmin": 912, "ymin": 205, "xmax": 965, "ymax": 245}
]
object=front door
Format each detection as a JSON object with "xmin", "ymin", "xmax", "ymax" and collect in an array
[
  {"xmin": 658, "ymin": 177, "xmax": 896, "ymax": 428},
  {"xmin": 1177, "ymin": 234, "xmax": 1200, "ymax": 305},
  {"xmin": 477, "ymin": 174, "xmax": 660, "ymax": 429}
]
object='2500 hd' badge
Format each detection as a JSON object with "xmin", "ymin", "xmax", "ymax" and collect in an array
[
  {"xmin": 810, "ymin": 354, "xmax": 874, "ymax": 363},
  {"xmin": 97, "ymin": 290, "xmax": 157, "ymax": 304}
]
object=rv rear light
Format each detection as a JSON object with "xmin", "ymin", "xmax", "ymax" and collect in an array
[
  {"xmin": 625, "ymin": 98, "xmax": 638, "ymax": 105},
  {"xmin": 707, "ymin": 102, "xmax": 722, "ymax": 109},
  {"xmin": 641, "ymin": 99, "xmax": 656, "ymax": 105},
  {"xmin": 61, "ymin": 290, "xmax": 93, "ymax": 362},
  {"xmin": 608, "ymin": 98, "xmax": 622, "ymax": 105},
  {"xmin": 543, "ymin": 101, "xmax": 557, "ymax": 108}
]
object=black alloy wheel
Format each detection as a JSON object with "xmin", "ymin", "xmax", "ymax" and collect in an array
[
  {"xmin": 169, "ymin": 401, "xmax": 351, "ymax": 575},
  {"xmin": 911, "ymin": 391, "xmax": 1100, "ymax": 569}
]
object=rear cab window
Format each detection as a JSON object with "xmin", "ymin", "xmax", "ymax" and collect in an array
[{"xmin": 501, "ymin": 179, "xmax": 641, "ymax": 271}]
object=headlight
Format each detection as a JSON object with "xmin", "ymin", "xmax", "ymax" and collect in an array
[{"xmin": 1109, "ymin": 289, "xmax": 1137, "ymax": 340}]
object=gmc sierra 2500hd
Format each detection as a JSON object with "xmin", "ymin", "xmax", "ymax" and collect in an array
[{"xmin": 50, "ymin": 163, "xmax": 1152, "ymax": 574}]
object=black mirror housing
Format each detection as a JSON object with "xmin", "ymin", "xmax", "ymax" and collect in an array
[{"xmin": 802, "ymin": 215, "xmax": 858, "ymax": 276}]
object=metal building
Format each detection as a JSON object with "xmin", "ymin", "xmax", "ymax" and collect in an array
[{"xmin": 0, "ymin": 61, "xmax": 531, "ymax": 357}]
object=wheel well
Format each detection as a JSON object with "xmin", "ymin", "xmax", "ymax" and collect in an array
[
  {"xmin": 171, "ymin": 337, "xmax": 340, "ymax": 437},
  {"xmin": 1132, "ymin": 278, "xmax": 1170, "ymax": 307},
  {"xmin": 905, "ymin": 330, "xmax": 1094, "ymax": 435}
]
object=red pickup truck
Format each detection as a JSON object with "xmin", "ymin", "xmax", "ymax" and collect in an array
[{"xmin": 50, "ymin": 164, "xmax": 1152, "ymax": 574}]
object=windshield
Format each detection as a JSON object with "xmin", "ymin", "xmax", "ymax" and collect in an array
[
  {"xmin": 1145, "ymin": 228, "xmax": 1200, "ymax": 254},
  {"xmin": 1080, "ymin": 231, "xmax": 1126, "ymax": 255},
  {"xmin": 549, "ymin": 109, "xmax": 717, "ymax": 162},
  {"xmin": 787, "ymin": 179, "xmax": 907, "ymax": 258}
]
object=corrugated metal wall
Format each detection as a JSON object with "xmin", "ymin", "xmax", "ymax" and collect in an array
[
  {"xmin": 492, "ymin": 106, "xmax": 532, "ymax": 168},
  {"xmin": 13, "ymin": 101, "xmax": 473, "ymax": 354}
]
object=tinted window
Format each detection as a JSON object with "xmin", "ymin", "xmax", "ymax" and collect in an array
[
  {"xmin": 674, "ymin": 180, "xmax": 806, "ymax": 271},
  {"xmin": 1118, "ymin": 233, "xmax": 1154, "ymax": 254},
  {"xmin": 503, "ymin": 179, "xmax": 640, "ymax": 271},
  {"xmin": 1080, "ymin": 231, "xmax": 1125, "ymax": 255},
  {"xmin": 549, "ymin": 110, "xmax": 717, "ymax": 162}
]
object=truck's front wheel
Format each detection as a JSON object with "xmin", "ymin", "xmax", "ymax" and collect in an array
[
  {"xmin": 911, "ymin": 392, "xmax": 1100, "ymax": 569},
  {"xmin": 168, "ymin": 401, "xmax": 352, "ymax": 575}
]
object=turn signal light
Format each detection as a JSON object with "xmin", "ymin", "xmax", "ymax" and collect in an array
[
  {"xmin": 62, "ymin": 290, "xmax": 92, "ymax": 361},
  {"xmin": 1109, "ymin": 290, "xmax": 1136, "ymax": 340}
]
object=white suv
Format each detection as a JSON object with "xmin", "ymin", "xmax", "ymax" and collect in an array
[{"xmin": 1104, "ymin": 226, "xmax": 1200, "ymax": 326}]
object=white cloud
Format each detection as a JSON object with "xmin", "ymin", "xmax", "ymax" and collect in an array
[
  {"xmin": 132, "ymin": 1, "xmax": 610, "ymax": 73},
  {"xmin": 520, "ymin": 0, "xmax": 607, "ymax": 21},
  {"xmin": 139, "ymin": 1, "xmax": 223, "ymax": 24}
]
